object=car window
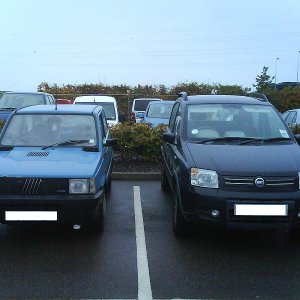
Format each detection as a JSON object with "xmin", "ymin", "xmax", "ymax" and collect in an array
[
  {"xmin": 146, "ymin": 103, "xmax": 173, "ymax": 118},
  {"xmin": 168, "ymin": 102, "xmax": 179, "ymax": 131},
  {"xmin": 133, "ymin": 100, "xmax": 157, "ymax": 111},
  {"xmin": 0, "ymin": 94, "xmax": 46, "ymax": 109},
  {"xmin": 285, "ymin": 111, "xmax": 296, "ymax": 124},
  {"xmin": 75, "ymin": 102, "xmax": 116, "ymax": 120},
  {"xmin": 1, "ymin": 114, "xmax": 97, "ymax": 147},
  {"xmin": 186, "ymin": 104, "xmax": 290, "ymax": 140}
]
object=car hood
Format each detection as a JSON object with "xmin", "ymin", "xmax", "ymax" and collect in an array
[
  {"xmin": 0, "ymin": 147, "xmax": 102, "ymax": 177},
  {"xmin": 186, "ymin": 142, "xmax": 300, "ymax": 176}
]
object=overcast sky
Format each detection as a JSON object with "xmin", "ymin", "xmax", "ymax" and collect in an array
[{"xmin": 0, "ymin": 0, "xmax": 299, "ymax": 92}]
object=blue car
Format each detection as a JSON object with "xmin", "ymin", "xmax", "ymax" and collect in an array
[
  {"xmin": 140, "ymin": 101, "xmax": 174, "ymax": 127},
  {"xmin": 0, "ymin": 104, "xmax": 117, "ymax": 233}
]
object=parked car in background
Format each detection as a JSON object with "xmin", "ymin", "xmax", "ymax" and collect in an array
[
  {"xmin": 74, "ymin": 95, "xmax": 120, "ymax": 126},
  {"xmin": 130, "ymin": 98, "xmax": 162, "ymax": 123},
  {"xmin": 56, "ymin": 99, "xmax": 73, "ymax": 104},
  {"xmin": 0, "ymin": 92, "xmax": 55, "ymax": 123},
  {"xmin": 0, "ymin": 104, "xmax": 117, "ymax": 233},
  {"xmin": 162, "ymin": 92, "xmax": 300, "ymax": 237},
  {"xmin": 282, "ymin": 109, "xmax": 300, "ymax": 128},
  {"xmin": 140, "ymin": 100, "xmax": 174, "ymax": 126}
]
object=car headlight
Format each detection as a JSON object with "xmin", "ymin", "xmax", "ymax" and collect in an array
[
  {"xmin": 69, "ymin": 179, "xmax": 96, "ymax": 194},
  {"xmin": 191, "ymin": 168, "xmax": 219, "ymax": 189}
]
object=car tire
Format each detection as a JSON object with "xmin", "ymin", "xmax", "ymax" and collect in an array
[
  {"xmin": 161, "ymin": 165, "xmax": 171, "ymax": 192},
  {"xmin": 90, "ymin": 192, "xmax": 106, "ymax": 234},
  {"xmin": 173, "ymin": 188, "xmax": 189, "ymax": 237}
]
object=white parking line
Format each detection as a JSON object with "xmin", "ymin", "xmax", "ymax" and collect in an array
[{"xmin": 134, "ymin": 186, "xmax": 153, "ymax": 300}]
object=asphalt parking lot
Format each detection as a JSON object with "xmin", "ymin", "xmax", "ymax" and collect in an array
[{"xmin": 1, "ymin": 179, "xmax": 300, "ymax": 299}]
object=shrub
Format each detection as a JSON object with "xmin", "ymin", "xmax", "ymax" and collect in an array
[{"xmin": 110, "ymin": 122, "xmax": 166, "ymax": 162}]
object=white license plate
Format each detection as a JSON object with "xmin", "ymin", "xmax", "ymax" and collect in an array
[
  {"xmin": 234, "ymin": 204, "xmax": 288, "ymax": 216},
  {"xmin": 5, "ymin": 211, "xmax": 57, "ymax": 221}
]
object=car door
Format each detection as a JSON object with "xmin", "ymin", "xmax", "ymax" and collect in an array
[{"xmin": 163, "ymin": 102, "xmax": 181, "ymax": 184}]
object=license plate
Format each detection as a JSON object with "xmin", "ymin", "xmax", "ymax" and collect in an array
[
  {"xmin": 5, "ymin": 211, "xmax": 57, "ymax": 221},
  {"xmin": 234, "ymin": 204, "xmax": 288, "ymax": 216}
]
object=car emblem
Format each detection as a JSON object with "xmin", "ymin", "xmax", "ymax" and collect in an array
[{"xmin": 255, "ymin": 177, "xmax": 265, "ymax": 188}]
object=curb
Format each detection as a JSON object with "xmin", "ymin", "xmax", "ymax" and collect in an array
[{"xmin": 112, "ymin": 172, "xmax": 160, "ymax": 180}]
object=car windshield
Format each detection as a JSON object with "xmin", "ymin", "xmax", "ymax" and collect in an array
[
  {"xmin": 186, "ymin": 104, "xmax": 291, "ymax": 142},
  {"xmin": 146, "ymin": 103, "xmax": 173, "ymax": 119},
  {"xmin": 75, "ymin": 102, "xmax": 116, "ymax": 120},
  {"xmin": 0, "ymin": 94, "xmax": 46, "ymax": 109},
  {"xmin": 0, "ymin": 114, "xmax": 97, "ymax": 147}
]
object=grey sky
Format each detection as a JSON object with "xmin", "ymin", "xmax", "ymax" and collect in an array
[{"xmin": 0, "ymin": 0, "xmax": 299, "ymax": 91}]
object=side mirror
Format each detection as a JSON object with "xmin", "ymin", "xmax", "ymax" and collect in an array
[{"xmin": 162, "ymin": 132, "xmax": 175, "ymax": 144}]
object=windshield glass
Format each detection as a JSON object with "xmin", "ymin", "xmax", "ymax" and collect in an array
[
  {"xmin": 0, "ymin": 114, "xmax": 97, "ymax": 147},
  {"xmin": 186, "ymin": 104, "xmax": 291, "ymax": 141},
  {"xmin": 0, "ymin": 94, "xmax": 46, "ymax": 109},
  {"xmin": 146, "ymin": 103, "xmax": 173, "ymax": 118},
  {"xmin": 75, "ymin": 102, "xmax": 116, "ymax": 120}
]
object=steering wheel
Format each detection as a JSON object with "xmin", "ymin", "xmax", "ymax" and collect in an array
[{"xmin": 18, "ymin": 134, "xmax": 42, "ymax": 144}]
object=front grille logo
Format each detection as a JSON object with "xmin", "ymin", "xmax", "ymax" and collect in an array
[{"xmin": 255, "ymin": 177, "xmax": 265, "ymax": 188}]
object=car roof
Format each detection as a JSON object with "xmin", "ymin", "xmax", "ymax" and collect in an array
[
  {"xmin": 15, "ymin": 104, "xmax": 103, "ymax": 115},
  {"xmin": 74, "ymin": 95, "xmax": 116, "ymax": 102},
  {"xmin": 133, "ymin": 98, "xmax": 162, "ymax": 101},
  {"xmin": 148, "ymin": 100, "xmax": 174, "ymax": 105},
  {"xmin": 181, "ymin": 95, "xmax": 271, "ymax": 105},
  {"xmin": 3, "ymin": 91, "xmax": 51, "ymax": 96}
]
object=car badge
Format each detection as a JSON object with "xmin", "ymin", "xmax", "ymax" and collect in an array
[{"xmin": 255, "ymin": 177, "xmax": 265, "ymax": 188}]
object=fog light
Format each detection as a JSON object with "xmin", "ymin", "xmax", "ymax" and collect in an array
[
  {"xmin": 298, "ymin": 212, "xmax": 300, "ymax": 218},
  {"xmin": 73, "ymin": 224, "xmax": 81, "ymax": 230},
  {"xmin": 211, "ymin": 210, "xmax": 220, "ymax": 217}
]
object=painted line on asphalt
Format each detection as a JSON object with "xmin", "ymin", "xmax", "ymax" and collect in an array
[{"xmin": 134, "ymin": 186, "xmax": 153, "ymax": 300}]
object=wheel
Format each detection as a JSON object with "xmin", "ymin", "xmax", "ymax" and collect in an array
[
  {"xmin": 161, "ymin": 164, "xmax": 171, "ymax": 192},
  {"xmin": 173, "ymin": 188, "xmax": 189, "ymax": 237},
  {"xmin": 90, "ymin": 192, "xmax": 106, "ymax": 234}
]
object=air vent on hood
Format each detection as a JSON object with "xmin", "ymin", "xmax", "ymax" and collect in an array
[{"xmin": 27, "ymin": 152, "xmax": 50, "ymax": 157}]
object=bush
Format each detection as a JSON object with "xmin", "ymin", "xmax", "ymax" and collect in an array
[{"xmin": 110, "ymin": 122, "xmax": 166, "ymax": 162}]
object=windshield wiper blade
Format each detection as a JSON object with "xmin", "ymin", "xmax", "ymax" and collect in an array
[
  {"xmin": 262, "ymin": 137, "xmax": 292, "ymax": 143},
  {"xmin": 0, "ymin": 107, "xmax": 16, "ymax": 110},
  {"xmin": 41, "ymin": 139, "xmax": 90, "ymax": 150},
  {"xmin": 193, "ymin": 137, "xmax": 256, "ymax": 144},
  {"xmin": 240, "ymin": 137, "xmax": 291, "ymax": 145}
]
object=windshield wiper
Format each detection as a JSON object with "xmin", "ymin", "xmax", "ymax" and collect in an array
[
  {"xmin": 0, "ymin": 107, "xmax": 16, "ymax": 110},
  {"xmin": 240, "ymin": 137, "xmax": 292, "ymax": 145},
  {"xmin": 41, "ymin": 139, "xmax": 90, "ymax": 150},
  {"xmin": 193, "ymin": 137, "xmax": 258, "ymax": 144}
]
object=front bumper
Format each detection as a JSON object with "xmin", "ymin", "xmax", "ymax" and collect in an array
[
  {"xmin": 180, "ymin": 182, "xmax": 300, "ymax": 230},
  {"xmin": 0, "ymin": 189, "xmax": 104, "ymax": 224}
]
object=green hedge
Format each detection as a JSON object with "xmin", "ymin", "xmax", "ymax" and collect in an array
[{"xmin": 110, "ymin": 122, "xmax": 166, "ymax": 162}]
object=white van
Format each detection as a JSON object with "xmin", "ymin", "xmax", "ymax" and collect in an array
[
  {"xmin": 130, "ymin": 98, "xmax": 162, "ymax": 123},
  {"xmin": 74, "ymin": 96, "xmax": 119, "ymax": 126}
]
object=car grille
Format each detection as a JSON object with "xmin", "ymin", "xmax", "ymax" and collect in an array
[
  {"xmin": 0, "ymin": 178, "xmax": 69, "ymax": 195},
  {"xmin": 222, "ymin": 175, "xmax": 297, "ymax": 192}
]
